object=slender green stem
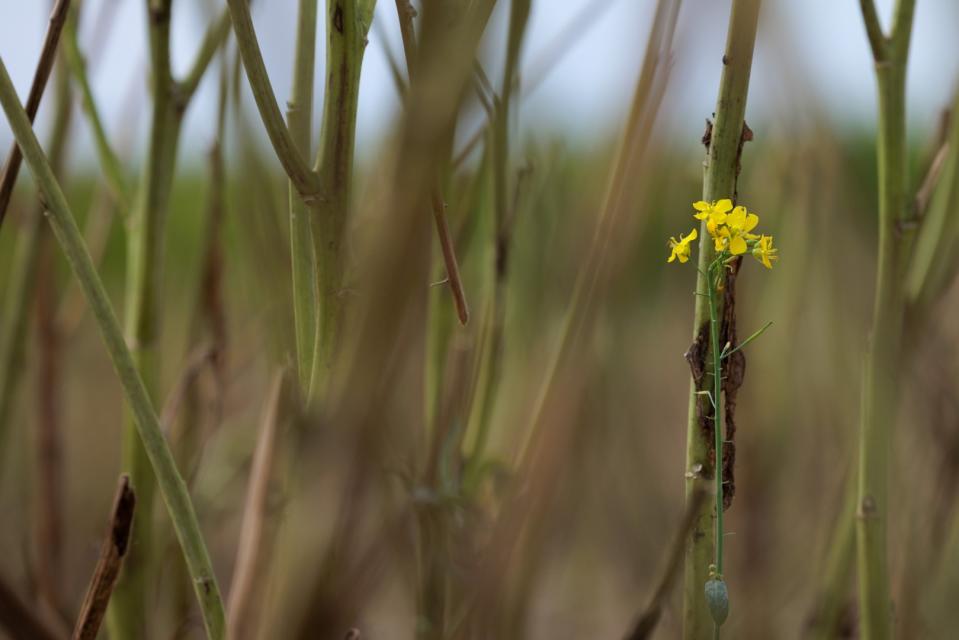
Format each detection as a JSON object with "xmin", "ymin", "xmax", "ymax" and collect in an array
[
  {"xmin": 287, "ymin": 0, "xmax": 319, "ymax": 393},
  {"xmin": 111, "ymin": 1, "xmax": 231, "ymax": 633},
  {"xmin": 0, "ymin": 213, "xmax": 42, "ymax": 438},
  {"xmin": 109, "ymin": 2, "xmax": 181, "ymax": 633},
  {"xmin": 62, "ymin": 7, "xmax": 132, "ymax": 214},
  {"xmin": 0, "ymin": 52, "xmax": 226, "ymax": 640},
  {"xmin": 855, "ymin": 2, "xmax": 916, "ymax": 637},
  {"xmin": 706, "ymin": 268, "xmax": 723, "ymax": 578},
  {"xmin": 225, "ymin": 0, "xmax": 323, "ymax": 197},
  {"xmin": 178, "ymin": 7, "xmax": 232, "ymax": 102},
  {"xmin": 683, "ymin": 2, "xmax": 760, "ymax": 638},
  {"xmin": 0, "ymin": 36, "xmax": 73, "ymax": 458}
]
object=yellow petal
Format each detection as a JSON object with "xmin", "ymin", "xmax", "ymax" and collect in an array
[
  {"xmin": 744, "ymin": 213, "xmax": 759, "ymax": 232},
  {"xmin": 727, "ymin": 207, "xmax": 745, "ymax": 229},
  {"xmin": 716, "ymin": 199, "xmax": 733, "ymax": 213},
  {"xmin": 693, "ymin": 201, "xmax": 710, "ymax": 211},
  {"xmin": 686, "ymin": 228, "xmax": 698, "ymax": 242},
  {"xmin": 729, "ymin": 235, "xmax": 747, "ymax": 255}
]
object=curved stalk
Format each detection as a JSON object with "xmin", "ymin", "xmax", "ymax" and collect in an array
[
  {"xmin": 225, "ymin": 0, "xmax": 322, "ymax": 197},
  {"xmin": 855, "ymin": 2, "xmax": 917, "ymax": 637}
]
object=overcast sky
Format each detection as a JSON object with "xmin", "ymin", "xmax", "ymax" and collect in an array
[{"xmin": 0, "ymin": 0, "xmax": 956, "ymax": 163}]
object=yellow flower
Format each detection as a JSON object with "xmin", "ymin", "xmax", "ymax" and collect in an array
[
  {"xmin": 667, "ymin": 228, "xmax": 698, "ymax": 264},
  {"xmin": 693, "ymin": 199, "xmax": 733, "ymax": 230},
  {"xmin": 724, "ymin": 205, "xmax": 759, "ymax": 255},
  {"xmin": 752, "ymin": 235, "xmax": 778, "ymax": 269}
]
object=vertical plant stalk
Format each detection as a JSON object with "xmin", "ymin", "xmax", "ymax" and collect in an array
[
  {"xmin": 682, "ymin": 1, "xmax": 760, "ymax": 637},
  {"xmin": 288, "ymin": 0, "xmax": 319, "ymax": 392},
  {"xmin": 0, "ymin": 53, "xmax": 226, "ymax": 640},
  {"xmin": 62, "ymin": 6, "xmax": 132, "ymax": 214},
  {"xmin": 110, "ymin": 2, "xmax": 180, "ymax": 633},
  {"xmin": 31, "ymin": 50, "xmax": 74, "ymax": 620},
  {"xmin": 227, "ymin": 369, "xmax": 286, "ymax": 638},
  {"xmin": 855, "ymin": 2, "xmax": 916, "ymax": 637},
  {"xmin": 106, "ymin": 1, "xmax": 229, "ymax": 631},
  {"xmin": 461, "ymin": 0, "xmax": 530, "ymax": 488},
  {"xmin": 306, "ymin": 0, "xmax": 376, "ymax": 397},
  {"xmin": 706, "ymin": 266, "xmax": 724, "ymax": 578},
  {"xmin": 0, "ymin": 36, "xmax": 73, "ymax": 456}
]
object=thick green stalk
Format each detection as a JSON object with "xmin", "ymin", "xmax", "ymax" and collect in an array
[
  {"xmin": 0, "ymin": 53, "xmax": 226, "ymax": 640},
  {"xmin": 110, "ymin": 2, "xmax": 181, "ymax": 634},
  {"xmin": 856, "ymin": 2, "xmax": 916, "ymax": 636},
  {"xmin": 288, "ymin": 0, "xmax": 319, "ymax": 392},
  {"xmin": 306, "ymin": 0, "xmax": 376, "ymax": 398},
  {"xmin": 682, "ymin": 1, "xmax": 760, "ymax": 637}
]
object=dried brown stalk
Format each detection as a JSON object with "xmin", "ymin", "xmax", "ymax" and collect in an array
[{"xmin": 71, "ymin": 475, "xmax": 136, "ymax": 640}]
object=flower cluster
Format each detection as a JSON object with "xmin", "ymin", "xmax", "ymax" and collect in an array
[{"xmin": 668, "ymin": 199, "xmax": 777, "ymax": 269}]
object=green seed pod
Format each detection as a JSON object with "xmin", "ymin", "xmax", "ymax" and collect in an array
[{"xmin": 704, "ymin": 577, "xmax": 729, "ymax": 626}]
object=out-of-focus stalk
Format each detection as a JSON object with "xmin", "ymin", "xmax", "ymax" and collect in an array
[
  {"xmin": 111, "ymin": 1, "xmax": 180, "ymax": 632},
  {"xmin": 62, "ymin": 6, "xmax": 132, "ymax": 214},
  {"xmin": 109, "ymin": 1, "xmax": 230, "ymax": 633},
  {"xmin": 682, "ymin": 1, "xmax": 760, "ymax": 637},
  {"xmin": 287, "ymin": 0, "xmax": 319, "ymax": 392},
  {"xmin": 0, "ymin": 52, "xmax": 226, "ymax": 640},
  {"xmin": 462, "ymin": 0, "xmax": 530, "ymax": 488},
  {"xmin": 855, "ymin": 2, "xmax": 916, "ymax": 637}
]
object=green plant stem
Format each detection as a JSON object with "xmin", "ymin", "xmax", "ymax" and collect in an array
[
  {"xmin": 464, "ymin": 0, "xmax": 530, "ymax": 473},
  {"xmin": 306, "ymin": 0, "xmax": 376, "ymax": 399},
  {"xmin": 0, "ymin": 52, "xmax": 225, "ymax": 640},
  {"xmin": 0, "ymin": 211, "xmax": 42, "ymax": 438},
  {"xmin": 110, "ymin": 0, "xmax": 232, "ymax": 633},
  {"xmin": 179, "ymin": 7, "xmax": 232, "ymax": 101},
  {"xmin": 706, "ymin": 266, "xmax": 723, "ymax": 579},
  {"xmin": 109, "ymin": 2, "xmax": 180, "ymax": 634},
  {"xmin": 0, "ymin": 31, "xmax": 73, "ymax": 498},
  {"xmin": 62, "ymin": 7, "xmax": 132, "ymax": 214},
  {"xmin": 682, "ymin": 1, "xmax": 760, "ymax": 638},
  {"xmin": 855, "ymin": 2, "xmax": 916, "ymax": 637},
  {"xmin": 807, "ymin": 472, "xmax": 857, "ymax": 639},
  {"xmin": 225, "ymin": 0, "xmax": 323, "ymax": 198},
  {"xmin": 287, "ymin": 0, "xmax": 319, "ymax": 392}
]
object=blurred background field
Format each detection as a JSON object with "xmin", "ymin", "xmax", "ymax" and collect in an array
[{"xmin": 1, "ymin": 1, "xmax": 959, "ymax": 639}]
